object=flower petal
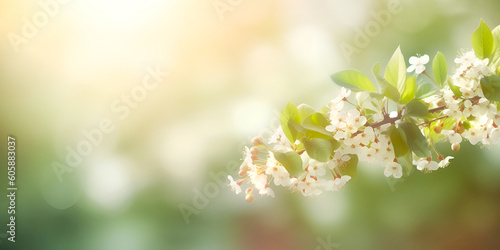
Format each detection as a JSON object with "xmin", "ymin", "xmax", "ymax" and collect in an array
[
  {"xmin": 407, "ymin": 65, "xmax": 416, "ymax": 73},
  {"xmin": 420, "ymin": 54, "xmax": 430, "ymax": 64},
  {"xmin": 409, "ymin": 56, "xmax": 418, "ymax": 64}
]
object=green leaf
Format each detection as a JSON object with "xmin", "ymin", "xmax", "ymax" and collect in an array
[
  {"xmin": 462, "ymin": 120, "xmax": 472, "ymax": 130},
  {"xmin": 302, "ymin": 138, "xmax": 332, "ymax": 162},
  {"xmin": 447, "ymin": 76, "xmax": 462, "ymax": 98},
  {"xmin": 471, "ymin": 19, "xmax": 494, "ymax": 59},
  {"xmin": 399, "ymin": 122, "xmax": 431, "ymax": 158},
  {"xmin": 329, "ymin": 139, "xmax": 341, "ymax": 152},
  {"xmin": 386, "ymin": 125, "xmax": 409, "ymax": 158},
  {"xmin": 425, "ymin": 117, "xmax": 456, "ymax": 144},
  {"xmin": 377, "ymin": 78, "xmax": 400, "ymax": 102},
  {"xmin": 331, "ymin": 70, "xmax": 377, "ymax": 92},
  {"xmin": 397, "ymin": 152, "xmax": 413, "ymax": 176},
  {"xmin": 372, "ymin": 62, "xmax": 381, "ymax": 78},
  {"xmin": 432, "ymin": 52, "xmax": 447, "ymax": 87},
  {"xmin": 337, "ymin": 154, "xmax": 358, "ymax": 179},
  {"xmin": 480, "ymin": 75, "xmax": 500, "ymax": 102},
  {"xmin": 320, "ymin": 106, "xmax": 328, "ymax": 115},
  {"xmin": 301, "ymin": 112, "xmax": 335, "ymax": 140},
  {"xmin": 385, "ymin": 46, "xmax": 407, "ymax": 92},
  {"xmin": 415, "ymin": 82, "xmax": 440, "ymax": 99},
  {"xmin": 280, "ymin": 102, "xmax": 301, "ymax": 143},
  {"xmin": 489, "ymin": 25, "xmax": 500, "ymax": 69},
  {"xmin": 369, "ymin": 92, "xmax": 385, "ymax": 100},
  {"xmin": 302, "ymin": 112, "xmax": 329, "ymax": 128},
  {"xmin": 375, "ymin": 60, "xmax": 400, "ymax": 102},
  {"xmin": 400, "ymin": 76, "xmax": 416, "ymax": 104},
  {"xmin": 273, "ymin": 150, "xmax": 304, "ymax": 177},
  {"xmin": 405, "ymin": 99, "xmax": 430, "ymax": 118},
  {"xmin": 298, "ymin": 104, "xmax": 316, "ymax": 121}
]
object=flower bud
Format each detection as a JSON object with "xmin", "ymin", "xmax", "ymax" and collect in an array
[
  {"xmin": 452, "ymin": 143, "xmax": 460, "ymax": 151},
  {"xmin": 238, "ymin": 170, "xmax": 247, "ymax": 177},
  {"xmin": 240, "ymin": 163, "xmax": 249, "ymax": 171},
  {"xmin": 251, "ymin": 136, "xmax": 264, "ymax": 146},
  {"xmin": 236, "ymin": 179, "xmax": 244, "ymax": 186},
  {"xmin": 434, "ymin": 125, "xmax": 442, "ymax": 134},
  {"xmin": 245, "ymin": 193, "xmax": 255, "ymax": 203},
  {"xmin": 455, "ymin": 122, "xmax": 465, "ymax": 134},
  {"xmin": 245, "ymin": 188, "xmax": 253, "ymax": 195},
  {"xmin": 250, "ymin": 147, "xmax": 260, "ymax": 155}
]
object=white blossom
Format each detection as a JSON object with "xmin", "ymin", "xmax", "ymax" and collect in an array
[
  {"xmin": 407, "ymin": 54, "xmax": 429, "ymax": 74},
  {"xmin": 307, "ymin": 160, "xmax": 326, "ymax": 177},
  {"xmin": 441, "ymin": 130, "xmax": 462, "ymax": 144},
  {"xmin": 228, "ymin": 175, "xmax": 242, "ymax": 194},
  {"xmin": 324, "ymin": 175, "xmax": 351, "ymax": 191},
  {"xmin": 384, "ymin": 162, "xmax": 403, "ymax": 178},
  {"xmin": 462, "ymin": 127, "xmax": 484, "ymax": 145},
  {"xmin": 438, "ymin": 156, "xmax": 454, "ymax": 168},
  {"xmin": 414, "ymin": 158, "xmax": 439, "ymax": 172}
]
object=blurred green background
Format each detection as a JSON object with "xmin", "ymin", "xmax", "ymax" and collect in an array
[{"xmin": 1, "ymin": 0, "xmax": 500, "ymax": 249}]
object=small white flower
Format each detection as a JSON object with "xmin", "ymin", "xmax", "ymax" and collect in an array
[
  {"xmin": 407, "ymin": 54, "xmax": 429, "ymax": 74},
  {"xmin": 360, "ymin": 147, "xmax": 377, "ymax": 163},
  {"xmin": 443, "ymin": 103, "xmax": 462, "ymax": 120},
  {"xmin": 328, "ymin": 101, "xmax": 344, "ymax": 117},
  {"xmin": 491, "ymin": 112, "xmax": 500, "ymax": 126},
  {"xmin": 228, "ymin": 175, "xmax": 241, "ymax": 194},
  {"xmin": 259, "ymin": 187, "xmax": 275, "ymax": 197},
  {"xmin": 488, "ymin": 128, "xmax": 500, "ymax": 144},
  {"xmin": 414, "ymin": 158, "xmax": 439, "ymax": 172},
  {"xmin": 266, "ymin": 153, "xmax": 291, "ymax": 187},
  {"xmin": 347, "ymin": 109, "xmax": 367, "ymax": 128},
  {"xmin": 248, "ymin": 172, "xmax": 267, "ymax": 191},
  {"xmin": 299, "ymin": 176, "xmax": 322, "ymax": 196},
  {"xmin": 330, "ymin": 87, "xmax": 352, "ymax": 104},
  {"xmin": 454, "ymin": 51, "xmax": 476, "ymax": 66},
  {"xmin": 384, "ymin": 162, "xmax": 403, "ymax": 178},
  {"xmin": 268, "ymin": 127, "xmax": 292, "ymax": 150},
  {"xmin": 308, "ymin": 160, "xmax": 326, "ymax": 177},
  {"xmin": 462, "ymin": 100, "xmax": 481, "ymax": 117},
  {"xmin": 462, "ymin": 127, "xmax": 484, "ymax": 145},
  {"xmin": 242, "ymin": 146, "xmax": 253, "ymax": 165},
  {"xmin": 332, "ymin": 129, "xmax": 348, "ymax": 140},
  {"xmin": 438, "ymin": 156, "xmax": 454, "ymax": 168},
  {"xmin": 441, "ymin": 130, "xmax": 462, "ymax": 144},
  {"xmin": 332, "ymin": 151, "xmax": 351, "ymax": 167},
  {"xmin": 324, "ymin": 175, "xmax": 351, "ymax": 191}
]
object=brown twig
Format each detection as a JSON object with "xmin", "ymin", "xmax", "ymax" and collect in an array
[{"xmin": 364, "ymin": 96, "xmax": 481, "ymax": 129}]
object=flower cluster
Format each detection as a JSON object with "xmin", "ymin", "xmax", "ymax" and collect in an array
[
  {"xmin": 437, "ymin": 51, "xmax": 500, "ymax": 149},
  {"xmin": 228, "ymin": 135, "xmax": 353, "ymax": 203},
  {"xmin": 229, "ymin": 20, "xmax": 500, "ymax": 202}
]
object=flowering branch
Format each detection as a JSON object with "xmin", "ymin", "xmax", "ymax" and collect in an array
[{"xmin": 228, "ymin": 19, "xmax": 500, "ymax": 203}]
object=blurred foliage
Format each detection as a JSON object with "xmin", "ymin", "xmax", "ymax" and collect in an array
[{"xmin": 1, "ymin": 0, "xmax": 500, "ymax": 249}]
